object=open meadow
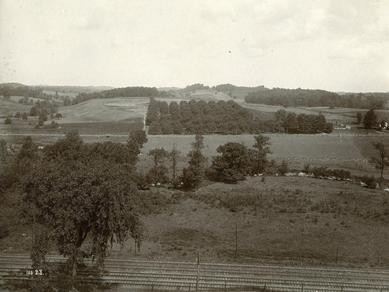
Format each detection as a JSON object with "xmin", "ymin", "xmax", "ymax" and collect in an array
[{"xmin": 106, "ymin": 176, "xmax": 389, "ymax": 267}]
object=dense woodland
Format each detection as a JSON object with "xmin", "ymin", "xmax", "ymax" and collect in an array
[
  {"xmin": 146, "ymin": 99, "xmax": 333, "ymax": 134},
  {"xmin": 245, "ymin": 88, "xmax": 387, "ymax": 109},
  {"xmin": 72, "ymin": 86, "xmax": 159, "ymax": 104},
  {"xmin": 0, "ymin": 83, "xmax": 44, "ymax": 98}
]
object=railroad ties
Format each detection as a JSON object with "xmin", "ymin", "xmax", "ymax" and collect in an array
[{"xmin": 0, "ymin": 255, "xmax": 389, "ymax": 291}]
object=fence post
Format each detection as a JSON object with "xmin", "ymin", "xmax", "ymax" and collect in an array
[
  {"xmin": 301, "ymin": 282, "xmax": 304, "ymax": 292},
  {"xmin": 235, "ymin": 223, "xmax": 238, "ymax": 257},
  {"xmin": 195, "ymin": 252, "xmax": 200, "ymax": 292}
]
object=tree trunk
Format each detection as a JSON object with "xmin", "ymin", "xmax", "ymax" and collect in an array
[{"xmin": 72, "ymin": 251, "xmax": 77, "ymax": 279}]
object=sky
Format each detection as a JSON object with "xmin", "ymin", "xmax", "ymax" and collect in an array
[{"xmin": 0, "ymin": 0, "xmax": 388, "ymax": 92}]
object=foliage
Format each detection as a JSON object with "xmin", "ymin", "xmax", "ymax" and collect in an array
[
  {"xmin": 127, "ymin": 130, "xmax": 148, "ymax": 164},
  {"xmin": 357, "ymin": 175, "xmax": 378, "ymax": 189},
  {"xmin": 356, "ymin": 112, "xmax": 363, "ymax": 124},
  {"xmin": 146, "ymin": 99, "xmax": 263, "ymax": 134},
  {"xmin": 30, "ymin": 100, "xmax": 57, "ymax": 116},
  {"xmin": 147, "ymin": 148, "xmax": 169, "ymax": 184},
  {"xmin": 0, "ymin": 83, "xmax": 43, "ymax": 98},
  {"xmin": 0, "ymin": 139, "xmax": 8, "ymax": 165},
  {"xmin": 277, "ymin": 160, "xmax": 289, "ymax": 175},
  {"xmin": 363, "ymin": 109, "xmax": 377, "ymax": 129},
  {"xmin": 208, "ymin": 142, "xmax": 250, "ymax": 183},
  {"xmin": 73, "ymin": 86, "xmax": 159, "ymax": 104},
  {"xmin": 169, "ymin": 146, "xmax": 180, "ymax": 181},
  {"xmin": 249, "ymin": 134, "xmax": 271, "ymax": 174},
  {"xmin": 213, "ymin": 84, "xmax": 266, "ymax": 99},
  {"xmin": 19, "ymin": 132, "xmax": 143, "ymax": 277},
  {"xmin": 371, "ymin": 142, "xmax": 389, "ymax": 180},
  {"xmin": 245, "ymin": 88, "xmax": 386, "ymax": 109},
  {"xmin": 181, "ymin": 134, "xmax": 207, "ymax": 189},
  {"xmin": 4, "ymin": 116, "xmax": 12, "ymax": 124},
  {"xmin": 146, "ymin": 99, "xmax": 333, "ymax": 135},
  {"xmin": 310, "ymin": 166, "xmax": 351, "ymax": 180},
  {"xmin": 274, "ymin": 110, "xmax": 333, "ymax": 134}
]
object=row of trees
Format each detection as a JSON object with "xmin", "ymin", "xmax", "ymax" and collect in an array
[
  {"xmin": 146, "ymin": 99, "xmax": 261, "ymax": 134},
  {"xmin": 144, "ymin": 134, "xmax": 273, "ymax": 187},
  {"xmin": 146, "ymin": 99, "xmax": 333, "ymax": 134},
  {"xmin": 245, "ymin": 88, "xmax": 387, "ymax": 109},
  {"xmin": 273, "ymin": 110, "xmax": 333, "ymax": 133}
]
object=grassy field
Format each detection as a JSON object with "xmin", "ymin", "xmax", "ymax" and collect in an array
[
  {"xmin": 105, "ymin": 176, "xmax": 389, "ymax": 267},
  {"xmin": 141, "ymin": 134, "xmax": 372, "ymax": 173},
  {"xmin": 0, "ymin": 99, "xmax": 30, "ymax": 117},
  {"xmin": 58, "ymin": 97, "xmax": 148, "ymax": 123}
]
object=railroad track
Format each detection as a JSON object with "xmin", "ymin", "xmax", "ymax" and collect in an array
[{"xmin": 0, "ymin": 255, "xmax": 388, "ymax": 291}]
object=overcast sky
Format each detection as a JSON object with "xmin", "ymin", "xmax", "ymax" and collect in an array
[{"xmin": 0, "ymin": 0, "xmax": 388, "ymax": 92}]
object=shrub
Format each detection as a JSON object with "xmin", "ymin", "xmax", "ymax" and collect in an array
[
  {"xmin": 358, "ymin": 175, "xmax": 378, "ymax": 189},
  {"xmin": 4, "ymin": 117, "xmax": 12, "ymax": 124},
  {"xmin": 277, "ymin": 160, "xmax": 289, "ymax": 176},
  {"xmin": 311, "ymin": 166, "xmax": 351, "ymax": 180}
]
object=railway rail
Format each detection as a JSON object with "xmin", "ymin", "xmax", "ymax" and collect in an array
[{"xmin": 0, "ymin": 254, "xmax": 388, "ymax": 291}]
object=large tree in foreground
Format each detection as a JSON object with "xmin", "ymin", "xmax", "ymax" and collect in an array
[{"xmin": 21, "ymin": 132, "xmax": 142, "ymax": 279}]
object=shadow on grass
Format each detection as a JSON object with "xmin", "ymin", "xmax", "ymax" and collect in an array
[{"xmin": 0, "ymin": 262, "xmax": 118, "ymax": 292}]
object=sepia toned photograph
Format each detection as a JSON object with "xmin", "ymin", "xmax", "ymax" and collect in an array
[{"xmin": 0, "ymin": 0, "xmax": 388, "ymax": 291}]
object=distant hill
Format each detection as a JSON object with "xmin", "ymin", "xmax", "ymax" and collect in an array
[
  {"xmin": 213, "ymin": 84, "xmax": 267, "ymax": 99},
  {"xmin": 0, "ymin": 83, "xmax": 113, "ymax": 98},
  {"xmin": 0, "ymin": 83, "xmax": 43, "ymax": 98},
  {"xmin": 38, "ymin": 85, "xmax": 113, "ymax": 94}
]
